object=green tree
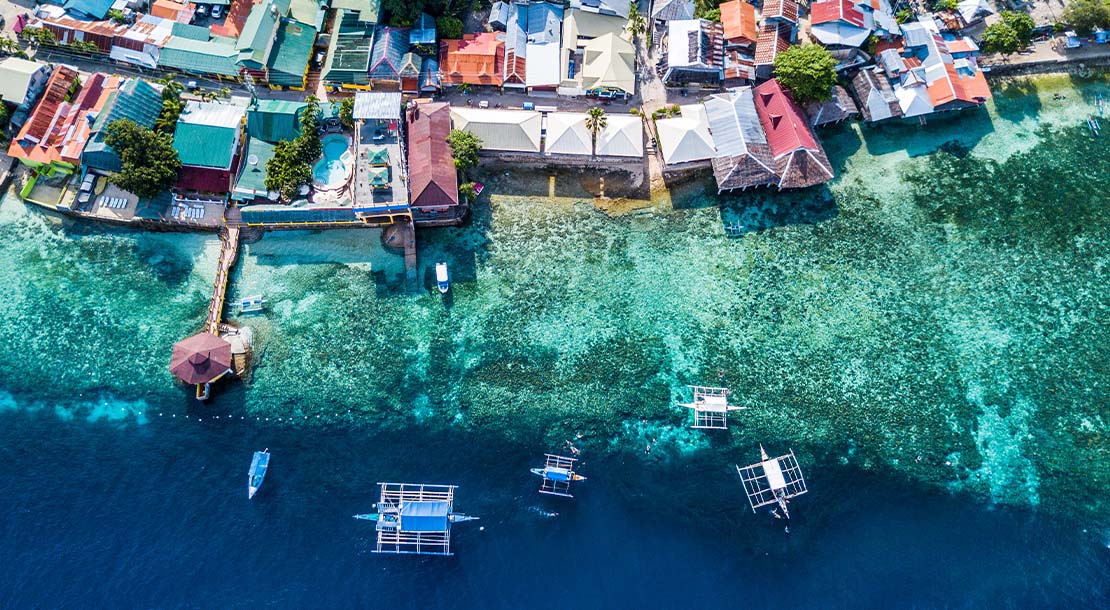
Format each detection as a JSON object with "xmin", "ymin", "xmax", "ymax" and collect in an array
[
  {"xmin": 0, "ymin": 103, "xmax": 10, "ymax": 143},
  {"xmin": 935, "ymin": 0, "xmax": 958, "ymax": 12},
  {"xmin": 107, "ymin": 9, "xmax": 128, "ymax": 23},
  {"xmin": 339, "ymin": 96, "xmax": 355, "ymax": 129},
  {"xmin": 772, "ymin": 44, "xmax": 837, "ymax": 103},
  {"xmin": 627, "ymin": 2, "xmax": 647, "ymax": 37},
  {"xmin": 1001, "ymin": 11, "xmax": 1036, "ymax": 46},
  {"xmin": 437, "ymin": 15, "xmax": 464, "ymax": 39},
  {"xmin": 265, "ymin": 139, "xmax": 313, "ymax": 201},
  {"xmin": 458, "ymin": 181, "xmax": 478, "ymax": 200},
  {"xmin": 584, "ymin": 107, "xmax": 607, "ymax": 157},
  {"xmin": 1063, "ymin": 0, "xmax": 1110, "ymax": 36},
  {"xmin": 701, "ymin": 8, "xmax": 721, "ymax": 21},
  {"xmin": 447, "ymin": 129, "xmax": 482, "ymax": 173},
  {"xmin": 981, "ymin": 23, "xmax": 1022, "ymax": 55},
  {"xmin": 895, "ymin": 8, "xmax": 915, "ymax": 23},
  {"xmin": 103, "ymin": 119, "xmax": 181, "ymax": 199},
  {"xmin": 155, "ymin": 78, "xmax": 185, "ymax": 133},
  {"xmin": 22, "ymin": 28, "xmax": 57, "ymax": 47}
]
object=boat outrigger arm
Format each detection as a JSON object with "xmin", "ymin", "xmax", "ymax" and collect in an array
[{"xmin": 352, "ymin": 512, "xmax": 479, "ymax": 523}]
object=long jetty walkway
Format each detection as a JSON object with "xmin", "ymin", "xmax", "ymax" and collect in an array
[{"xmin": 206, "ymin": 226, "xmax": 241, "ymax": 335}]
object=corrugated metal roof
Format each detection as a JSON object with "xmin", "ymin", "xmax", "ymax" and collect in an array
[
  {"xmin": 544, "ymin": 112, "xmax": 592, "ymax": 155},
  {"xmin": 0, "ymin": 57, "xmax": 46, "ymax": 105},
  {"xmin": 596, "ymin": 114, "xmax": 642, "ymax": 157},
  {"xmin": 173, "ymin": 101, "xmax": 246, "ymax": 168},
  {"xmin": 267, "ymin": 20, "xmax": 316, "ymax": 84},
  {"xmin": 231, "ymin": 137, "xmax": 276, "ymax": 201},
  {"xmin": 247, "ymin": 99, "xmax": 306, "ymax": 142},
  {"xmin": 352, "ymin": 91, "xmax": 402, "ymax": 119},
  {"xmin": 171, "ymin": 22, "xmax": 211, "ymax": 41},
  {"xmin": 237, "ymin": 0, "xmax": 289, "ymax": 67},
  {"xmin": 409, "ymin": 13, "xmax": 436, "ymax": 45},
  {"xmin": 406, "ymin": 102, "xmax": 458, "ymax": 208},
  {"xmin": 321, "ymin": 10, "xmax": 373, "ymax": 85},
  {"xmin": 368, "ymin": 26, "xmax": 408, "ymax": 80},
  {"xmin": 449, "ymin": 107, "xmax": 542, "ymax": 152},
  {"xmin": 330, "ymin": 0, "xmax": 380, "ymax": 23},
  {"xmin": 159, "ymin": 36, "xmax": 241, "ymax": 76},
  {"xmin": 63, "ymin": 0, "xmax": 114, "ymax": 19}
]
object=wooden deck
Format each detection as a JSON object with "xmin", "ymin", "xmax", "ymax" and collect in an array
[{"xmin": 206, "ymin": 226, "xmax": 241, "ymax": 335}]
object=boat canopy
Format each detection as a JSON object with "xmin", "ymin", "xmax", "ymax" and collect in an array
[
  {"xmin": 544, "ymin": 467, "xmax": 571, "ymax": 482},
  {"xmin": 400, "ymin": 500, "xmax": 450, "ymax": 532}
]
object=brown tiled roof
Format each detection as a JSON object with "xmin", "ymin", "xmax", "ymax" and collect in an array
[
  {"xmin": 440, "ymin": 33, "xmax": 505, "ymax": 86},
  {"xmin": 754, "ymin": 23, "xmax": 791, "ymax": 66},
  {"xmin": 762, "ymin": 0, "xmax": 799, "ymax": 22},
  {"xmin": 406, "ymin": 102, "xmax": 459, "ymax": 209}
]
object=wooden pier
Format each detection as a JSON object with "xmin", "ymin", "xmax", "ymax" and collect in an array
[{"xmin": 206, "ymin": 226, "xmax": 241, "ymax": 335}]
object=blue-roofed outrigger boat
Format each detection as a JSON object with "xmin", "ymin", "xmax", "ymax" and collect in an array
[
  {"xmin": 355, "ymin": 483, "xmax": 478, "ymax": 555},
  {"xmin": 531, "ymin": 454, "xmax": 586, "ymax": 497},
  {"xmin": 248, "ymin": 449, "xmax": 270, "ymax": 499}
]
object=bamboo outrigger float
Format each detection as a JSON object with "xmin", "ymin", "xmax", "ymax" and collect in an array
[
  {"xmin": 735, "ymin": 445, "xmax": 808, "ymax": 519},
  {"xmin": 531, "ymin": 454, "xmax": 586, "ymax": 497},
  {"xmin": 354, "ymin": 482, "xmax": 479, "ymax": 556},
  {"xmin": 680, "ymin": 386, "xmax": 745, "ymax": 429}
]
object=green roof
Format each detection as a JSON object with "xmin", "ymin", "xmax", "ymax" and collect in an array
[
  {"xmin": 172, "ymin": 102, "xmax": 245, "ymax": 168},
  {"xmin": 237, "ymin": 0, "xmax": 290, "ymax": 68},
  {"xmin": 247, "ymin": 100, "xmax": 306, "ymax": 142},
  {"xmin": 232, "ymin": 137, "xmax": 276, "ymax": 201},
  {"xmin": 330, "ymin": 0, "xmax": 380, "ymax": 23},
  {"xmin": 171, "ymin": 22, "xmax": 212, "ymax": 41},
  {"xmin": 82, "ymin": 79, "xmax": 164, "ymax": 172},
  {"xmin": 321, "ymin": 10, "xmax": 373, "ymax": 86},
  {"xmin": 368, "ymin": 166, "xmax": 390, "ymax": 187},
  {"xmin": 365, "ymin": 146, "xmax": 389, "ymax": 166},
  {"xmin": 159, "ymin": 36, "xmax": 240, "ymax": 77},
  {"xmin": 267, "ymin": 20, "xmax": 316, "ymax": 86}
]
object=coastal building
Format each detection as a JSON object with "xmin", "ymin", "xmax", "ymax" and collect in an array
[
  {"xmin": 851, "ymin": 18, "xmax": 990, "ymax": 122},
  {"xmin": 172, "ymin": 100, "xmax": 247, "ymax": 196},
  {"xmin": 753, "ymin": 0, "xmax": 798, "ymax": 79},
  {"xmin": 802, "ymin": 85, "xmax": 860, "ymax": 127},
  {"xmin": 558, "ymin": 10, "xmax": 632, "ymax": 97},
  {"xmin": 449, "ymin": 107, "xmax": 542, "ymax": 153},
  {"xmin": 808, "ymin": 0, "xmax": 898, "ymax": 49},
  {"xmin": 440, "ymin": 32, "xmax": 506, "ymax": 87},
  {"xmin": 8, "ymin": 69, "xmax": 113, "ymax": 175},
  {"xmin": 503, "ymin": 1, "xmax": 565, "ymax": 91},
  {"xmin": 544, "ymin": 112, "xmax": 594, "ymax": 156},
  {"xmin": 750, "ymin": 79, "xmax": 834, "ymax": 188},
  {"xmin": 651, "ymin": 0, "xmax": 694, "ymax": 23},
  {"xmin": 0, "ymin": 57, "xmax": 52, "ymax": 130},
  {"xmin": 703, "ymin": 87, "xmax": 778, "ymax": 191},
  {"xmin": 321, "ymin": 9, "xmax": 375, "ymax": 89},
  {"xmin": 81, "ymin": 78, "xmax": 165, "ymax": 174},
  {"xmin": 350, "ymin": 92, "xmax": 408, "ymax": 212},
  {"xmin": 406, "ymin": 102, "xmax": 463, "ymax": 225},
  {"xmin": 232, "ymin": 99, "xmax": 308, "ymax": 203},
  {"xmin": 658, "ymin": 19, "xmax": 725, "ymax": 86},
  {"xmin": 720, "ymin": 0, "xmax": 758, "ymax": 48},
  {"xmin": 594, "ymin": 114, "xmax": 644, "ymax": 157},
  {"xmin": 654, "ymin": 104, "xmax": 715, "ymax": 166}
]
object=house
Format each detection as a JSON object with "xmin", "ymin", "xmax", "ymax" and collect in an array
[
  {"xmin": 232, "ymin": 100, "xmax": 307, "ymax": 203},
  {"xmin": 9, "ymin": 72, "xmax": 118, "ymax": 175},
  {"xmin": 558, "ymin": 8, "xmax": 630, "ymax": 95},
  {"xmin": 34, "ymin": 7, "xmax": 130, "ymax": 54},
  {"xmin": 808, "ymin": 0, "xmax": 898, "ymax": 49},
  {"xmin": 754, "ymin": 0, "xmax": 798, "ymax": 78},
  {"xmin": 406, "ymin": 102, "xmax": 462, "ymax": 224},
  {"xmin": 503, "ymin": 1, "xmax": 564, "ymax": 91},
  {"xmin": 267, "ymin": 19, "xmax": 317, "ymax": 89},
  {"xmin": 956, "ymin": 0, "xmax": 992, "ymax": 27},
  {"xmin": 234, "ymin": 0, "xmax": 319, "ymax": 87},
  {"xmin": 81, "ymin": 78, "xmax": 164, "ymax": 174},
  {"xmin": 569, "ymin": 0, "xmax": 631, "ymax": 19},
  {"xmin": 368, "ymin": 26, "xmax": 411, "ymax": 89},
  {"xmin": 409, "ymin": 13, "xmax": 436, "ymax": 46},
  {"xmin": 398, "ymin": 52, "xmax": 423, "ymax": 93},
  {"xmin": 110, "ymin": 14, "xmax": 175, "ymax": 69},
  {"xmin": 545, "ymin": 112, "xmax": 594, "ymax": 155},
  {"xmin": 172, "ymin": 100, "xmax": 247, "ymax": 195},
  {"xmin": 704, "ymin": 87, "xmax": 777, "ymax": 191},
  {"xmin": 0, "ymin": 58, "xmax": 52, "ymax": 130},
  {"xmin": 569, "ymin": 32, "xmax": 636, "ymax": 98},
  {"xmin": 720, "ymin": 0, "xmax": 758, "ymax": 48},
  {"xmin": 490, "ymin": 1, "xmax": 511, "ymax": 30},
  {"xmin": 440, "ymin": 32, "xmax": 505, "ymax": 87},
  {"xmin": 150, "ymin": 0, "xmax": 195, "ymax": 23},
  {"xmin": 658, "ymin": 19, "xmax": 725, "ymax": 86},
  {"xmin": 802, "ymin": 85, "xmax": 859, "ymax": 126},
  {"xmin": 651, "ymin": 0, "xmax": 694, "ymax": 23},
  {"xmin": 596, "ymin": 114, "xmax": 643, "ymax": 157},
  {"xmin": 449, "ymin": 107, "xmax": 542, "ymax": 152},
  {"xmin": 751, "ymin": 79, "xmax": 834, "ymax": 188},
  {"xmin": 655, "ymin": 104, "xmax": 715, "ymax": 165},
  {"xmin": 62, "ymin": 0, "xmax": 115, "ymax": 20},
  {"xmin": 158, "ymin": 34, "xmax": 242, "ymax": 78},
  {"xmin": 853, "ymin": 19, "xmax": 990, "ymax": 121},
  {"xmin": 321, "ymin": 9, "xmax": 375, "ymax": 89}
]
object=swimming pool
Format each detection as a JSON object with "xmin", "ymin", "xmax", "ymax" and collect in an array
[{"xmin": 312, "ymin": 134, "xmax": 352, "ymax": 189}]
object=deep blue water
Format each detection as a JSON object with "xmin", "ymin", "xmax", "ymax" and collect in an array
[{"xmin": 2, "ymin": 406, "xmax": 1107, "ymax": 609}]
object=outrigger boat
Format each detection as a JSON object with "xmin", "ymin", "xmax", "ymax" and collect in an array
[
  {"xmin": 355, "ymin": 483, "xmax": 479, "ymax": 555},
  {"xmin": 239, "ymin": 294, "xmax": 267, "ymax": 313},
  {"xmin": 435, "ymin": 262, "xmax": 450, "ymax": 294},
  {"xmin": 248, "ymin": 449, "xmax": 270, "ymax": 499},
  {"xmin": 531, "ymin": 454, "xmax": 586, "ymax": 497}
]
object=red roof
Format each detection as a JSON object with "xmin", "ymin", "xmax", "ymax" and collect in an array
[
  {"xmin": 176, "ymin": 165, "xmax": 234, "ymax": 193},
  {"xmin": 406, "ymin": 102, "xmax": 459, "ymax": 209},
  {"xmin": 720, "ymin": 0, "xmax": 758, "ymax": 44},
  {"xmin": 753, "ymin": 79, "xmax": 818, "ymax": 157},
  {"xmin": 440, "ymin": 33, "xmax": 505, "ymax": 86},
  {"xmin": 762, "ymin": 0, "xmax": 799, "ymax": 22},
  {"xmin": 754, "ymin": 23, "xmax": 792, "ymax": 65},
  {"xmin": 7, "ymin": 65, "xmax": 80, "ymax": 163},
  {"xmin": 810, "ymin": 0, "xmax": 866, "ymax": 27}
]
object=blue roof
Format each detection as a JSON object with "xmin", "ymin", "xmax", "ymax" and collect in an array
[
  {"xmin": 419, "ymin": 57, "xmax": 440, "ymax": 91},
  {"xmin": 527, "ymin": 2, "xmax": 562, "ymax": 44},
  {"xmin": 400, "ymin": 501, "xmax": 449, "ymax": 532},
  {"xmin": 63, "ymin": 0, "xmax": 114, "ymax": 19},
  {"xmin": 409, "ymin": 13, "xmax": 436, "ymax": 45}
]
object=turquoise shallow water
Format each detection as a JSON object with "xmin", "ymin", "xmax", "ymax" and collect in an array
[{"xmin": 0, "ymin": 74, "xmax": 1109, "ymax": 606}]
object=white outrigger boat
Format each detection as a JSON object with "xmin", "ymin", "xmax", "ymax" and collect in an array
[
  {"xmin": 239, "ymin": 294, "xmax": 267, "ymax": 313},
  {"xmin": 248, "ymin": 449, "xmax": 270, "ymax": 499},
  {"xmin": 531, "ymin": 454, "xmax": 586, "ymax": 497},
  {"xmin": 435, "ymin": 262, "xmax": 450, "ymax": 294}
]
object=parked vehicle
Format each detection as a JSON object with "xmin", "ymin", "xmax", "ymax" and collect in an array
[{"xmin": 211, "ymin": 4, "xmax": 223, "ymax": 18}]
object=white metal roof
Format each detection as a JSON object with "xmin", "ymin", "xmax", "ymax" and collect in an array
[
  {"xmin": 655, "ymin": 104, "xmax": 714, "ymax": 165},
  {"xmin": 449, "ymin": 107, "xmax": 542, "ymax": 152},
  {"xmin": 178, "ymin": 100, "xmax": 246, "ymax": 128},
  {"xmin": 667, "ymin": 19, "xmax": 702, "ymax": 69},
  {"xmin": 353, "ymin": 91, "xmax": 403, "ymax": 120},
  {"xmin": 581, "ymin": 32, "xmax": 636, "ymax": 95},
  {"xmin": 0, "ymin": 57, "xmax": 45, "ymax": 104},
  {"xmin": 596, "ymin": 114, "xmax": 642, "ymax": 157},
  {"xmin": 525, "ymin": 42, "xmax": 561, "ymax": 87},
  {"xmin": 544, "ymin": 112, "xmax": 592, "ymax": 155}
]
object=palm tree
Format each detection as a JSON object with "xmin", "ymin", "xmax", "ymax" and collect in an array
[
  {"xmin": 626, "ymin": 2, "xmax": 646, "ymax": 39},
  {"xmin": 584, "ymin": 106, "xmax": 607, "ymax": 157}
]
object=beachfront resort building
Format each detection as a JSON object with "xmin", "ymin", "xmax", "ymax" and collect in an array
[
  {"xmin": 406, "ymin": 102, "xmax": 463, "ymax": 225},
  {"xmin": 850, "ymin": 18, "xmax": 991, "ymax": 122},
  {"xmin": 81, "ymin": 78, "xmax": 165, "ymax": 174},
  {"xmin": 7, "ymin": 68, "xmax": 112, "ymax": 176},
  {"xmin": 449, "ymin": 107, "xmax": 543, "ymax": 153},
  {"xmin": 172, "ymin": 100, "xmax": 248, "ymax": 197}
]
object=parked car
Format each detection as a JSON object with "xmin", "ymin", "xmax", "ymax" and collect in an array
[
  {"xmin": 195, "ymin": 4, "xmax": 207, "ymax": 17},
  {"xmin": 211, "ymin": 4, "xmax": 222, "ymax": 19}
]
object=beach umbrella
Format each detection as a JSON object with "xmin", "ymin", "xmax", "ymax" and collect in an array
[{"xmin": 169, "ymin": 332, "xmax": 232, "ymax": 384}]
